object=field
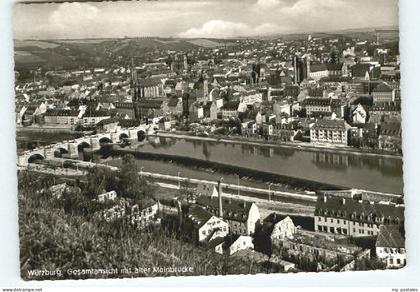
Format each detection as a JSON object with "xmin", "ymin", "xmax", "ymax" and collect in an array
[{"xmin": 14, "ymin": 40, "xmax": 60, "ymax": 49}]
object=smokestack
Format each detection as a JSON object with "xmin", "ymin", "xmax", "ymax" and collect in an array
[
  {"xmin": 175, "ymin": 199, "xmax": 182, "ymax": 228},
  {"xmin": 218, "ymin": 178, "xmax": 223, "ymax": 218}
]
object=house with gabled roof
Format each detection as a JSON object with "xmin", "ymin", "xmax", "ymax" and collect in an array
[
  {"xmin": 378, "ymin": 121, "xmax": 402, "ymax": 153},
  {"xmin": 314, "ymin": 193, "xmax": 404, "ymax": 237},
  {"xmin": 214, "ymin": 234, "xmax": 254, "ymax": 256},
  {"xmin": 270, "ymin": 216, "xmax": 297, "ymax": 241},
  {"xmin": 196, "ymin": 195, "xmax": 260, "ymax": 235},
  {"xmin": 187, "ymin": 205, "xmax": 229, "ymax": 243},
  {"xmin": 376, "ymin": 225, "xmax": 406, "ymax": 269}
]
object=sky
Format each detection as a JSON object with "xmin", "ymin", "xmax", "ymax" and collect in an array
[{"xmin": 12, "ymin": 0, "xmax": 399, "ymax": 40}]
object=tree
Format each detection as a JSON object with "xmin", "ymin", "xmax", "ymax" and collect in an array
[
  {"xmin": 83, "ymin": 167, "xmax": 118, "ymax": 199},
  {"xmin": 119, "ymin": 154, "xmax": 141, "ymax": 198},
  {"xmin": 178, "ymin": 178, "xmax": 195, "ymax": 203},
  {"xmin": 118, "ymin": 154, "xmax": 155, "ymax": 203}
]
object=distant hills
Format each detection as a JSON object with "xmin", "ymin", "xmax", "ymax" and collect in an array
[
  {"xmin": 13, "ymin": 25, "xmax": 398, "ymax": 70},
  {"xmin": 13, "ymin": 37, "xmax": 236, "ymax": 70}
]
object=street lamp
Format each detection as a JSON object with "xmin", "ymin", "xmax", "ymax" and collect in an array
[
  {"xmin": 268, "ymin": 183, "xmax": 273, "ymax": 201},
  {"xmin": 237, "ymin": 174, "xmax": 240, "ymax": 196}
]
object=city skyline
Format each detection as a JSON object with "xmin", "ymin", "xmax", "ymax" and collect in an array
[{"xmin": 13, "ymin": 0, "xmax": 398, "ymax": 40}]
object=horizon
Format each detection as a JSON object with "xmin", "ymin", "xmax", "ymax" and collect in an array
[
  {"xmin": 13, "ymin": 0, "xmax": 399, "ymax": 40},
  {"xmin": 13, "ymin": 24, "xmax": 399, "ymax": 42}
]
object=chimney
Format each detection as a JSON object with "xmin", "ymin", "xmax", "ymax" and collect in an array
[
  {"xmin": 218, "ymin": 178, "xmax": 223, "ymax": 218},
  {"xmin": 175, "ymin": 199, "xmax": 182, "ymax": 228}
]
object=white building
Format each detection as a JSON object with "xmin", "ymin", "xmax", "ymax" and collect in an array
[
  {"xmin": 271, "ymin": 216, "xmax": 297, "ymax": 241},
  {"xmin": 188, "ymin": 205, "xmax": 229, "ymax": 242},
  {"xmin": 196, "ymin": 182, "xmax": 260, "ymax": 235},
  {"xmin": 215, "ymin": 235, "xmax": 254, "ymax": 256},
  {"xmin": 310, "ymin": 119, "xmax": 350, "ymax": 145},
  {"xmin": 314, "ymin": 194, "xmax": 404, "ymax": 238},
  {"xmin": 98, "ymin": 190, "xmax": 117, "ymax": 202},
  {"xmin": 376, "ymin": 225, "xmax": 406, "ymax": 269},
  {"xmin": 352, "ymin": 103, "xmax": 367, "ymax": 124}
]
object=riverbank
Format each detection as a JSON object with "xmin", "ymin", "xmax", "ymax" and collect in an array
[
  {"xmin": 16, "ymin": 125, "xmax": 83, "ymax": 133},
  {"xmin": 152, "ymin": 131, "xmax": 402, "ymax": 160},
  {"xmin": 111, "ymin": 146, "xmax": 348, "ymax": 192}
]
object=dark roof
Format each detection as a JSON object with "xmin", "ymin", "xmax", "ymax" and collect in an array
[
  {"xmin": 137, "ymin": 99, "xmax": 165, "ymax": 109},
  {"xmin": 374, "ymin": 83, "xmax": 393, "ymax": 93},
  {"xmin": 352, "ymin": 63, "xmax": 371, "ymax": 71},
  {"xmin": 379, "ymin": 122, "xmax": 401, "ymax": 137},
  {"xmin": 376, "ymin": 225, "xmax": 405, "ymax": 248},
  {"xmin": 303, "ymin": 98, "xmax": 330, "ymax": 107},
  {"xmin": 320, "ymin": 76, "xmax": 352, "ymax": 83},
  {"xmin": 44, "ymin": 109, "xmax": 79, "ymax": 116},
  {"xmin": 114, "ymin": 102, "xmax": 134, "ymax": 109},
  {"xmin": 370, "ymin": 102, "xmax": 401, "ymax": 112},
  {"xmin": 325, "ymin": 63, "xmax": 344, "ymax": 71},
  {"xmin": 221, "ymin": 101, "xmax": 240, "ymax": 111},
  {"xmin": 352, "ymin": 95, "xmax": 373, "ymax": 107},
  {"xmin": 196, "ymin": 195, "xmax": 253, "ymax": 223},
  {"xmin": 308, "ymin": 87, "xmax": 324, "ymax": 97},
  {"xmin": 137, "ymin": 78, "xmax": 163, "ymax": 87},
  {"xmin": 167, "ymin": 98, "xmax": 179, "ymax": 107},
  {"xmin": 207, "ymin": 236, "xmax": 226, "ymax": 249},
  {"xmin": 315, "ymin": 195, "xmax": 404, "ymax": 224},
  {"xmin": 310, "ymin": 64, "xmax": 328, "ymax": 72},
  {"xmin": 188, "ymin": 205, "xmax": 213, "ymax": 228},
  {"xmin": 218, "ymin": 234, "xmax": 241, "ymax": 250},
  {"xmin": 330, "ymin": 99, "xmax": 343, "ymax": 107},
  {"xmin": 83, "ymin": 110, "xmax": 112, "ymax": 117},
  {"xmin": 312, "ymin": 119, "xmax": 347, "ymax": 131}
]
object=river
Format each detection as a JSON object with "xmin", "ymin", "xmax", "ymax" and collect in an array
[{"xmin": 98, "ymin": 136, "xmax": 403, "ymax": 194}]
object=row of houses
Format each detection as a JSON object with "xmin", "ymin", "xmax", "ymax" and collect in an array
[{"xmin": 313, "ymin": 190, "xmax": 405, "ymax": 269}]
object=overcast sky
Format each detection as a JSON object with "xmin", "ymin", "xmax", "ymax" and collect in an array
[{"xmin": 13, "ymin": 0, "xmax": 399, "ymax": 40}]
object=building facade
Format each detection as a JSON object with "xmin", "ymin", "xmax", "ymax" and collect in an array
[
  {"xmin": 310, "ymin": 119, "xmax": 349, "ymax": 145},
  {"xmin": 314, "ymin": 194, "xmax": 404, "ymax": 237}
]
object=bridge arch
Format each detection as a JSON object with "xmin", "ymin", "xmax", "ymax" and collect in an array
[
  {"xmin": 53, "ymin": 147, "xmax": 69, "ymax": 158},
  {"xmin": 77, "ymin": 141, "xmax": 91, "ymax": 152},
  {"xmin": 137, "ymin": 130, "xmax": 146, "ymax": 142},
  {"xmin": 28, "ymin": 153, "xmax": 45, "ymax": 163},
  {"xmin": 99, "ymin": 137, "xmax": 112, "ymax": 144},
  {"xmin": 119, "ymin": 132, "xmax": 129, "ymax": 141}
]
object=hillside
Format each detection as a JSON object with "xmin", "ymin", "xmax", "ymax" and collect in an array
[
  {"xmin": 13, "ymin": 37, "xmax": 231, "ymax": 70},
  {"xmin": 18, "ymin": 171, "xmax": 272, "ymax": 280}
]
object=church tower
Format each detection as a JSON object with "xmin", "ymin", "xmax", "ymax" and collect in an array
[{"xmin": 130, "ymin": 57, "xmax": 139, "ymax": 101}]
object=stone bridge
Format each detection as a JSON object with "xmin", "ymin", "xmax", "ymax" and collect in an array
[{"xmin": 18, "ymin": 123, "xmax": 154, "ymax": 166}]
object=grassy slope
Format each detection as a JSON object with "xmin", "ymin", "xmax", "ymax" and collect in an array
[{"xmin": 18, "ymin": 172, "xmax": 269, "ymax": 280}]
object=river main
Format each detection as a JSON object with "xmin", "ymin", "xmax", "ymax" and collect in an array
[{"xmin": 100, "ymin": 136, "xmax": 403, "ymax": 194}]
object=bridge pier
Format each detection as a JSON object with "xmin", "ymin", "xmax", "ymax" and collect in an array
[
  {"xmin": 128, "ymin": 129, "xmax": 138, "ymax": 139},
  {"xmin": 68, "ymin": 143, "xmax": 79, "ymax": 159},
  {"xmin": 110, "ymin": 132, "xmax": 119, "ymax": 143},
  {"xmin": 44, "ymin": 147, "xmax": 55, "ymax": 159},
  {"xmin": 18, "ymin": 155, "xmax": 29, "ymax": 167},
  {"xmin": 90, "ymin": 137, "xmax": 101, "ymax": 151}
]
